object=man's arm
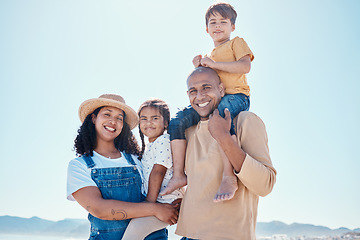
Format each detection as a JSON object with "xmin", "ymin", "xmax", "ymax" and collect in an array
[
  {"xmin": 209, "ymin": 109, "xmax": 276, "ymax": 197},
  {"xmin": 208, "ymin": 109, "xmax": 246, "ymax": 173}
]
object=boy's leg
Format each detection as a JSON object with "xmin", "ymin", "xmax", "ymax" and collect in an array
[
  {"xmin": 213, "ymin": 94, "xmax": 249, "ymax": 202},
  {"xmin": 122, "ymin": 216, "xmax": 168, "ymax": 240},
  {"xmin": 161, "ymin": 106, "xmax": 200, "ymax": 196},
  {"xmin": 213, "ymin": 136, "xmax": 239, "ymax": 203},
  {"xmin": 218, "ymin": 93, "xmax": 250, "ymax": 135}
]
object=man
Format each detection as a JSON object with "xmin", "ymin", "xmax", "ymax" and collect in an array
[{"xmin": 175, "ymin": 67, "xmax": 277, "ymax": 240}]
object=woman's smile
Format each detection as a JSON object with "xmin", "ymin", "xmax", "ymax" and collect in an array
[{"xmin": 104, "ymin": 126, "xmax": 116, "ymax": 132}]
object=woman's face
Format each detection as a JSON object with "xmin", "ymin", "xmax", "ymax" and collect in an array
[{"xmin": 92, "ymin": 106, "xmax": 124, "ymax": 143}]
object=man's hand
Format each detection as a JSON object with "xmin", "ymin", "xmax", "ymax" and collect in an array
[
  {"xmin": 192, "ymin": 55, "xmax": 202, "ymax": 67},
  {"xmin": 171, "ymin": 198, "xmax": 182, "ymax": 211},
  {"xmin": 209, "ymin": 109, "xmax": 247, "ymax": 173},
  {"xmin": 208, "ymin": 109, "xmax": 231, "ymax": 141},
  {"xmin": 154, "ymin": 203, "xmax": 179, "ymax": 225}
]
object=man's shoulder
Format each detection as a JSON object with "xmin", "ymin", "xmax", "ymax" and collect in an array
[
  {"xmin": 235, "ymin": 111, "xmax": 261, "ymax": 120},
  {"xmin": 185, "ymin": 124, "xmax": 198, "ymax": 140},
  {"xmin": 234, "ymin": 111, "xmax": 265, "ymax": 129}
]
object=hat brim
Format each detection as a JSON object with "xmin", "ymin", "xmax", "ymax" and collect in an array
[{"xmin": 79, "ymin": 98, "xmax": 138, "ymax": 130}]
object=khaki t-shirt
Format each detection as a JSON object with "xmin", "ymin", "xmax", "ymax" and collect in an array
[{"xmin": 176, "ymin": 111, "xmax": 276, "ymax": 240}]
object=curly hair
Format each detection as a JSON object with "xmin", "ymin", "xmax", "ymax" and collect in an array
[
  {"xmin": 74, "ymin": 107, "xmax": 140, "ymax": 157},
  {"xmin": 137, "ymin": 98, "xmax": 170, "ymax": 160}
]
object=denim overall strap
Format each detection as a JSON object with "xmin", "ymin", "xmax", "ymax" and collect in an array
[
  {"xmin": 85, "ymin": 154, "xmax": 168, "ymax": 240},
  {"xmin": 122, "ymin": 152, "xmax": 136, "ymax": 165},
  {"xmin": 82, "ymin": 152, "xmax": 133, "ymax": 168},
  {"xmin": 82, "ymin": 154, "xmax": 96, "ymax": 168}
]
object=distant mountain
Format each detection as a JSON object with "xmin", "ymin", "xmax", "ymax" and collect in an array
[
  {"xmin": 0, "ymin": 215, "xmax": 359, "ymax": 238},
  {"xmin": 42, "ymin": 218, "xmax": 90, "ymax": 237},
  {"xmin": 0, "ymin": 215, "xmax": 89, "ymax": 237},
  {"xmin": 0, "ymin": 216, "xmax": 53, "ymax": 234},
  {"xmin": 256, "ymin": 221, "xmax": 358, "ymax": 237}
]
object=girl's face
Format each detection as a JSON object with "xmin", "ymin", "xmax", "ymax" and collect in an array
[
  {"xmin": 92, "ymin": 106, "xmax": 124, "ymax": 143},
  {"xmin": 139, "ymin": 106, "xmax": 167, "ymax": 143}
]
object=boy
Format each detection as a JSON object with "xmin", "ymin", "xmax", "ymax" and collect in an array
[{"xmin": 163, "ymin": 2, "xmax": 254, "ymax": 203}]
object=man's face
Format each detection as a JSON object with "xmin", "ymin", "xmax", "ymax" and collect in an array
[{"xmin": 187, "ymin": 70, "xmax": 224, "ymax": 120}]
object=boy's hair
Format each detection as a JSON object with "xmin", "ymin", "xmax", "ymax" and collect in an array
[
  {"xmin": 137, "ymin": 98, "xmax": 170, "ymax": 160},
  {"xmin": 205, "ymin": 2, "xmax": 237, "ymax": 25},
  {"xmin": 74, "ymin": 106, "xmax": 140, "ymax": 157}
]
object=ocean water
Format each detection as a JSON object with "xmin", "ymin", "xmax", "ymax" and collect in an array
[
  {"xmin": 0, "ymin": 235, "xmax": 85, "ymax": 240},
  {"xmin": 0, "ymin": 235, "xmax": 180, "ymax": 240},
  {"xmin": 0, "ymin": 227, "xmax": 180, "ymax": 240}
]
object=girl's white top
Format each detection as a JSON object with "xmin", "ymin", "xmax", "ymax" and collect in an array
[
  {"xmin": 142, "ymin": 133, "xmax": 184, "ymax": 203},
  {"xmin": 67, "ymin": 151, "xmax": 144, "ymax": 201}
]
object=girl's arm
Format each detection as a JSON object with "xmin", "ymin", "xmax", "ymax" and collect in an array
[
  {"xmin": 200, "ymin": 54, "xmax": 251, "ymax": 74},
  {"xmin": 146, "ymin": 164, "xmax": 167, "ymax": 202},
  {"xmin": 72, "ymin": 186, "xmax": 178, "ymax": 224}
]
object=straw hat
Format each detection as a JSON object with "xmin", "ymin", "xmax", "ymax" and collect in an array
[{"xmin": 78, "ymin": 94, "xmax": 139, "ymax": 130}]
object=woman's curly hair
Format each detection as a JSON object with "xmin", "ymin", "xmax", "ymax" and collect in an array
[
  {"xmin": 137, "ymin": 98, "xmax": 170, "ymax": 160},
  {"xmin": 74, "ymin": 107, "xmax": 140, "ymax": 157}
]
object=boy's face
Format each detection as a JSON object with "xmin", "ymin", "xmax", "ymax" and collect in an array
[
  {"xmin": 206, "ymin": 12, "xmax": 235, "ymax": 46},
  {"xmin": 187, "ymin": 70, "xmax": 224, "ymax": 120}
]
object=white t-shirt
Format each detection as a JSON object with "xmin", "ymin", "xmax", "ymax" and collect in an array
[
  {"xmin": 142, "ymin": 134, "xmax": 184, "ymax": 203},
  {"xmin": 67, "ymin": 151, "xmax": 144, "ymax": 201}
]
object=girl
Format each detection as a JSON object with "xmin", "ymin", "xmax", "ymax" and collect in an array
[
  {"xmin": 121, "ymin": 98, "xmax": 184, "ymax": 240},
  {"xmin": 67, "ymin": 94, "xmax": 178, "ymax": 240}
]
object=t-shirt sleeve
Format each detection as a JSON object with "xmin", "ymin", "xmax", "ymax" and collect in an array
[
  {"xmin": 234, "ymin": 112, "xmax": 276, "ymax": 197},
  {"xmin": 66, "ymin": 159, "xmax": 96, "ymax": 201},
  {"xmin": 153, "ymin": 135, "xmax": 173, "ymax": 169},
  {"xmin": 232, "ymin": 37, "xmax": 254, "ymax": 61}
]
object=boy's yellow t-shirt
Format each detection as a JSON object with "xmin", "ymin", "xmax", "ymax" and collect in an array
[{"xmin": 209, "ymin": 36, "xmax": 254, "ymax": 96}]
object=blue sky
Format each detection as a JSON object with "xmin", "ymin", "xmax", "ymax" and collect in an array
[{"xmin": 0, "ymin": 0, "xmax": 359, "ymax": 230}]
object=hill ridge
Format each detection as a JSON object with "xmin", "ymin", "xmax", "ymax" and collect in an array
[{"xmin": 0, "ymin": 215, "xmax": 359, "ymax": 238}]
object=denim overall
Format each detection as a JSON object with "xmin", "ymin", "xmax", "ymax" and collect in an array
[{"xmin": 83, "ymin": 152, "xmax": 168, "ymax": 240}]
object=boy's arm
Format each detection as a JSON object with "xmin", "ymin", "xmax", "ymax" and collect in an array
[
  {"xmin": 201, "ymin": 54, "xmax": 251, "ymax": 74},
  {"xmin": 146, "ymin": 164, "xmax": 167, "ymax": 202}
]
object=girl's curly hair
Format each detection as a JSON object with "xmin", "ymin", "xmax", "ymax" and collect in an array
[
  {"xmin": 74, "ymin": 107, "xmax": 140, "ymax": 157},
  {"xmin": 137, "ymin": 98, "xmax": 170, "ymax": 160}
]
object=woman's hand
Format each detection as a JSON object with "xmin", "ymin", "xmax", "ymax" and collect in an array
[{"xmin": 153, "ymin": 203, "xmax": 179, "ymax": 225}]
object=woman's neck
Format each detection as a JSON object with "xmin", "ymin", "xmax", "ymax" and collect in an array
[{"xmin": 94, "ymin": 141, "xmax": 121, "ymax": 159}]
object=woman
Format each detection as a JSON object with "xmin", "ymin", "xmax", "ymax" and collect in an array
[{"xmin": 67, "ymin": 94, "xmax": 178, "ymax": 240}]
